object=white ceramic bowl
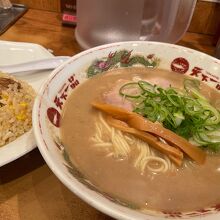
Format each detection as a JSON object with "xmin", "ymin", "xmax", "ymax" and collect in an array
[{"xmin": 33, "ymin": 41, "xmax": 220, "ymax": 220}]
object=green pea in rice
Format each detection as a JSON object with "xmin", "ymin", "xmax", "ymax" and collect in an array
[{"xmin": 0, "ymin": 72, "xmax": 36, "ymax": 147}]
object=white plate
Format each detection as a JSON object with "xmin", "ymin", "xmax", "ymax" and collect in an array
[{"xmin": 0, "ymin": 40, "xmax": 54, "ymax": 167}]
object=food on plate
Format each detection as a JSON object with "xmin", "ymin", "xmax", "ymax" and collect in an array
[
  {"xmin": 60, "ymin": 67, "xmax": 220, "ymax": 212},
  {"xmin": 0, "ymin": 72, "xmax": 35, "ymax": 147}
]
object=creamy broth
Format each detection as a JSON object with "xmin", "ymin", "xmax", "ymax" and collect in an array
[{"xmin": 60, "ymin": 67, "xmax": 220, "ymax": 212}]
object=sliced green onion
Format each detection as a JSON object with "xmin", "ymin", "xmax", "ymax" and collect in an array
[
  {"xmin": 119, "ymin": 82, "xmax": 143, "ymax": 98},
  {"xmin": 138, "ymin": 81, "xmax": 156, "ymax": 96},
  {"xmin": 174, "ymin": 111, "xmax": 185, "ymax": 127},
  {"xmin": 118, "ymin": 79, "xmax": 220, "ymax": 152},
  {"xmin": 184, "ymin": 78, "xmax": 200, "ymax": 92}
]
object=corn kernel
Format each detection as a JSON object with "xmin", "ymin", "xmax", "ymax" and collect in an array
[
  {"xmin": 9, "ymin": 104, "xmax": 14, "ymax": 109},
  {"xmin": 20, "ymin": 102, "xmax": 28, "ymax": 107},
  {"xmin": 16, "ymin": 114, "xmax": 26, "ymax": 121},
  {"xmin": 2, "ymin": 94, "xmax": 8, "ymax": 100}
]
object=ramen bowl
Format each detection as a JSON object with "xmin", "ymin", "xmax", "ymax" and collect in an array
[{"xmin": 33, "ymin": 41, "xmax": 220, "ymax": 220}]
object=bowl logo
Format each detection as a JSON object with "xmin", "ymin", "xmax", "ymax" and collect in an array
[
  {"xmin": 46, "ymin": 74, "xmax": 80, "ymax": 127},
  {"xmin": 171, "ymin": 57, "xmax": 189, "ymax": 74},
  {"xmin": 47, "ymin": 107, "xmax": 61, "ymax": 127}
]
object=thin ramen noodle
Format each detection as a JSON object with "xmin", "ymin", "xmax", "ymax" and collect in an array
[{"xmin": 91, "ymin": 112, "xmax": 174, "ymax": 173}]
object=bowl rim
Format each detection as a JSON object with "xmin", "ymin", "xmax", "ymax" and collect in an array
[{"xmin": 33, "ymin": 41, "xmax": 220, "ymax": 220}]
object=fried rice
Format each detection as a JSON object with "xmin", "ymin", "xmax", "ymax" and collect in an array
[{"xmin": 0, "ymin": 72, "xmax": 36, "ymax": 147}]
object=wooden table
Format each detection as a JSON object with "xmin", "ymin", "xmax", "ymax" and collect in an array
[{"xmin": 0, "ymin": 9, "xmax": 217, "ymax": 220}]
